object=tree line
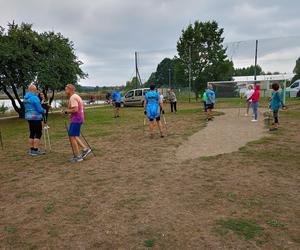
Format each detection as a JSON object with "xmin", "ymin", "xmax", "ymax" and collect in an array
[
  {"xmin": 0, "ymin": 22, "xmax": 86, "ymax": 117},
  {"xmin": 139, "ymin": 20, "xmax": 300, "ymax": 96}
]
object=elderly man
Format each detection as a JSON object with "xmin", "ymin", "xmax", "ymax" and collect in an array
[
  {"xmin": 206, "ymin": 84, "xmax": 216, "ymax": 121},
  {"xmin": 64, "ymin": 84, "xmax": 91, "ymax": 163},
  {"xmin": 24, "ymin": 84, "xmax": 46, "ymax": 156},
  {"xmin": 111, "ymin": 86, "xmax": 122, "ymax": 118}
]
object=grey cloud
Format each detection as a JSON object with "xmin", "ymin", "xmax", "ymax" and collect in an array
[{"xmin": 1, "ymin": 0, "xmax": 300, "ymax": 86}]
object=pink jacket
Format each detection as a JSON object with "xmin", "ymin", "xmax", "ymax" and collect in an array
[{"xmin": 248, "ymin": 85, "xmax": 260, "ymax": 102}]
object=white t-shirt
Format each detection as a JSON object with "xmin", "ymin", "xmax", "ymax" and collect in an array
[
  {"xmin": 245, "ymin": 89, "xmax": 254, "ymax": 101},
  {"xmin": 160, "ymin": 94, "xmax": 164, "ymax": 102}
]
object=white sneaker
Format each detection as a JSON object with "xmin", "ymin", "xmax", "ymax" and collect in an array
[{"xmin": 251, "ymin": 119, "xmax": 258, "ymax": 122}]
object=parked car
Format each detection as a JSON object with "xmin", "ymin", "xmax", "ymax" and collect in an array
[
  {"xmin": 286, "ymin": 80, "xmax": 300, "ymax": 97},
  {"xmin": 121, "ymin": 88, "xmax": 150, "ymax": 107}
]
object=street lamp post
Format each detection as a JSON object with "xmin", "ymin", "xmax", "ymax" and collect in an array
[{"xmin": 168, "ymin": 68, "xmax": 171, "ymax": 89}]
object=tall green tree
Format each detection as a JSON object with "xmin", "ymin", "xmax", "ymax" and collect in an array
[
  {"xmin": 233, "ymin": 65, "xmax": 264, "ymax": 76},
  {"xmin": 0, "ymin": 22, "xmax": 42, "ymax": 117},
  {"xmin": 177, "ymin": 20, "xmax": 234, "ymax": 97},
  {"xmin": 292, "ymin": 57, "xmax": 300, "ymax": 83},
  {"xmin": 145, "ymin": 57, "xmax": 187, "ymax": 88},
  {"xmin": 0, "ymin": 22, "xmax": 86, "ymax": 118},
  {"xmin": 36, "ymin": 31, "xmax": 86, "ymax": 103}
]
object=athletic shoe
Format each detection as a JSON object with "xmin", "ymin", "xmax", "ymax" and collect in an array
[
  {"xmin": 70, "ymin": 156, "xmax": 83, "ymax": 163},
  {"xmin": 251, "ymin": 119, "xmax": 258, "ymax": 122},
  {"xmin": 269, "ymin": 127, "xmax": 278, "ymax": 131},
  {"xmin": 30, "ymin": 150, "xmax": 45, "ymax": 156},
  {"xmin": 244, "ymin": 113, "xmax": 248, "ymax": 116},
  {"xmin": 160, "ymin": 134, "xmax": 164, "ymax": 138},
  {"xmin": 81, "ymin": 148, "xmax": 92, "ymax": 159},
  {"xmin": 43, "ymin": 125, "xmax": 50, "ymax": 129}
]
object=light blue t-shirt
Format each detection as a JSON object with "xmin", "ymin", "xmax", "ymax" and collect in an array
[
  {"xmin": 112, "ymin": 91, "xmax": 121, "ymax": 103},
  {"xmin": 145, "ymin": 91, "xmax": 160, "ymax": 119},
  {"xmin": 206, "ymin": 89, "xmax": 216, "ymax": 104},
  {"xmin": 271, "ymin": 91, "xmax": 283, "ymax": 111}
]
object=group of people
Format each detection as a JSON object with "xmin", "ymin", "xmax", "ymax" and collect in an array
[
  {"xmin": 243, "ymin": 82, "xmax": 285, "ymax": 129},
  {"xmin": 24, "ymin": 81, "xmax": 285, "ymax": 163},
  {"xmin": 201, "ymin": 82, "xmax": 285, "ymax": 130},
  {"xmin": 24, "ymin": 84, "xmax": 91, "ymax": 162}
]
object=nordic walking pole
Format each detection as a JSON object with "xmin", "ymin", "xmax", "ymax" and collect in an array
[
  {"xmin": 80, "ymin": 131, "xmax": 96, "ymax": 157},
  {"xmin": 143, "ymin": 116, "xmax": 146, "ymax": 135},
  {"xmin": 162, "ymin": 114, "xmax": 168, "ymax": 136},
  {"xmin": 0, "ymin": 129, "xmax": 3, "ymax": 150},
  {"xmin": 46, "ymin": 128, "xmax": 51, "ymax": 152},
  {"xmin": 238, "ymin": 95, "xmax": 242, "ymax": 118},
  {"xmin": 43, "ymin": 129, "xmax": 47, "ymax": 151}
]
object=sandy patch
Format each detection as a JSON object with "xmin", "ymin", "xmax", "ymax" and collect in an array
[{"xmin": 176, "ymin": 108, "xmax": 267, "ymax": 161}]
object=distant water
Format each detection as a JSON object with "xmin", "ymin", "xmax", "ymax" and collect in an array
[{"xmin": 0, "ymin": 99, "xmax": 105, "ymax": 112}]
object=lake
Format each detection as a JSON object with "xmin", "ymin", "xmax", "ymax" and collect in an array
[{"xmin": 0, "ymin": 99, "xmax": 105, "ymax": 111}]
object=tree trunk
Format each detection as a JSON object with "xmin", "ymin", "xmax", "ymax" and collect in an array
[
  {"xmin": 49, "ymin": 89, "xmax": 55, "ymax": 105},
  {"xmin": 11, "ymin": 85, "xmax": 25, "ymax": 118},
  {"xmin": 1, "ymin": 85, "xmax": 23, "ymax": 118}
]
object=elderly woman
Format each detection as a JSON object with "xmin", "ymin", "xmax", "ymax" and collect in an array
[{"xmin": 24, "ymin": 85, "xmax": 45, "ymax": 156}]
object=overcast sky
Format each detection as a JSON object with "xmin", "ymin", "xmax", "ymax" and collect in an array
[{"xmin": 1, "ymin": 0, "xmax": 300, "ymax": 86}]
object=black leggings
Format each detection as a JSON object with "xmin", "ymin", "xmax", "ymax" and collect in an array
[
  {"xmin": 28, "ymin": 120, "xmax": 42, "ymax": 139},
  {"xmin": 171, "ymin": 102, "xmax": 177, "ymax": 112},
  {"xmin": 273, "ymin": 110, "xmax": 279, "ymax": 124}
]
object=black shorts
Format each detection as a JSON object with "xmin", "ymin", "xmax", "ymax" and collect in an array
[
  {"xmin": 206, "ymin": 103, "xmax": 214, "ymax": 110},
  {"xmin": 149, "ymin": 117, "xmax": 161, "ymax": 122},
  {"xmin": 28, "ymin": 120, "xmax": 42, "ymax": 139},
  {"xmin": 115, "ymin": 102, "xmax": 121, "ymax": 108}
]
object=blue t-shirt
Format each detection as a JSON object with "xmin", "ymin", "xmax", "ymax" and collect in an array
[
  {"xmin": 271, "ymin": 91, "xmax": 283, "ymax": 111},
  {"xmin": 145, "ymin": 91, "xmax": 160, "ymax": 119},
  {"xmin": 206, "ymin": 89, "xmax": 216, "ymax": 104},
  {"xmin": 112, "ymin": 91, "xmax": 121, "ymax": 103}
]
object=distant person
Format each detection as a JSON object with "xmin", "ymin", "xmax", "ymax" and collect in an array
[
  {"xmin": 202, "ymin": 88, "xmax": 207, "ymax": 112},
  {"xmin": 248, "ymin": 83, "xmax": 260, "ymax": 122},
  {"xmin": 159, "ymin": 90, "xmax": 164, "ymax": 113},
  {"xmin": 206, "ymin": 84, "xmax": 216, "ymax": 121},
  {"xmin": 168, "ymin": 89, "xmax": 177, "ymax": 113},
  {"xmin": 111, "ymin": 86, "xmax": 122, "ymax": 118},
  {"xmin": 159, "ymin": 90, "xmax": 164, "ymax": 103},
  {"xmin": 269, "ymin": 82, "xmax": 285, "ymax": 131},
  {"xmin": 64, "ymin": 84, "xmax": 91, "ymax": 163},
  {"xmin": 244, "ymin": 85, "xmax": 254, "ymax": 116},
  {"xmin": 144, "ymin": 83, "xmax": 165, "ymax": 138},
  {"xmin": 38, "ymin": 92, "xmax": 51, "ymax": 128},
  {"xmin": 24, "ymin": 85, "xmax": 46, "ymax": 156}
]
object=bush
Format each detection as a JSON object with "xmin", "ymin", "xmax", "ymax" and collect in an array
[{"xmin": 0, "ymin": 103, "xmax": 9, "ymax": 114}]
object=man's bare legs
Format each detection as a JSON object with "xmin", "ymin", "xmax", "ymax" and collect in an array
[
  {"xmin": 70, "ymin": 136, "xmax": 80, "ymax": 157},
  {"xmin": 157, "ymin": 120, "xmax": 164, "ymax": 137}
]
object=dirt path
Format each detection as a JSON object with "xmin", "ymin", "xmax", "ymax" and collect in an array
[{"xmin": 176, "ymin": 108, "xmax": 267, "ymax": 161}]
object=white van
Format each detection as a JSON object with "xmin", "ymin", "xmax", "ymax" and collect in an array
[
  {"xmin": 121, "ymin": 88, "xmax": 150, "ymax": 107},
  {"xmin": 286, "ymin": 80, "xmax": 300, "ymax": 97}
]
